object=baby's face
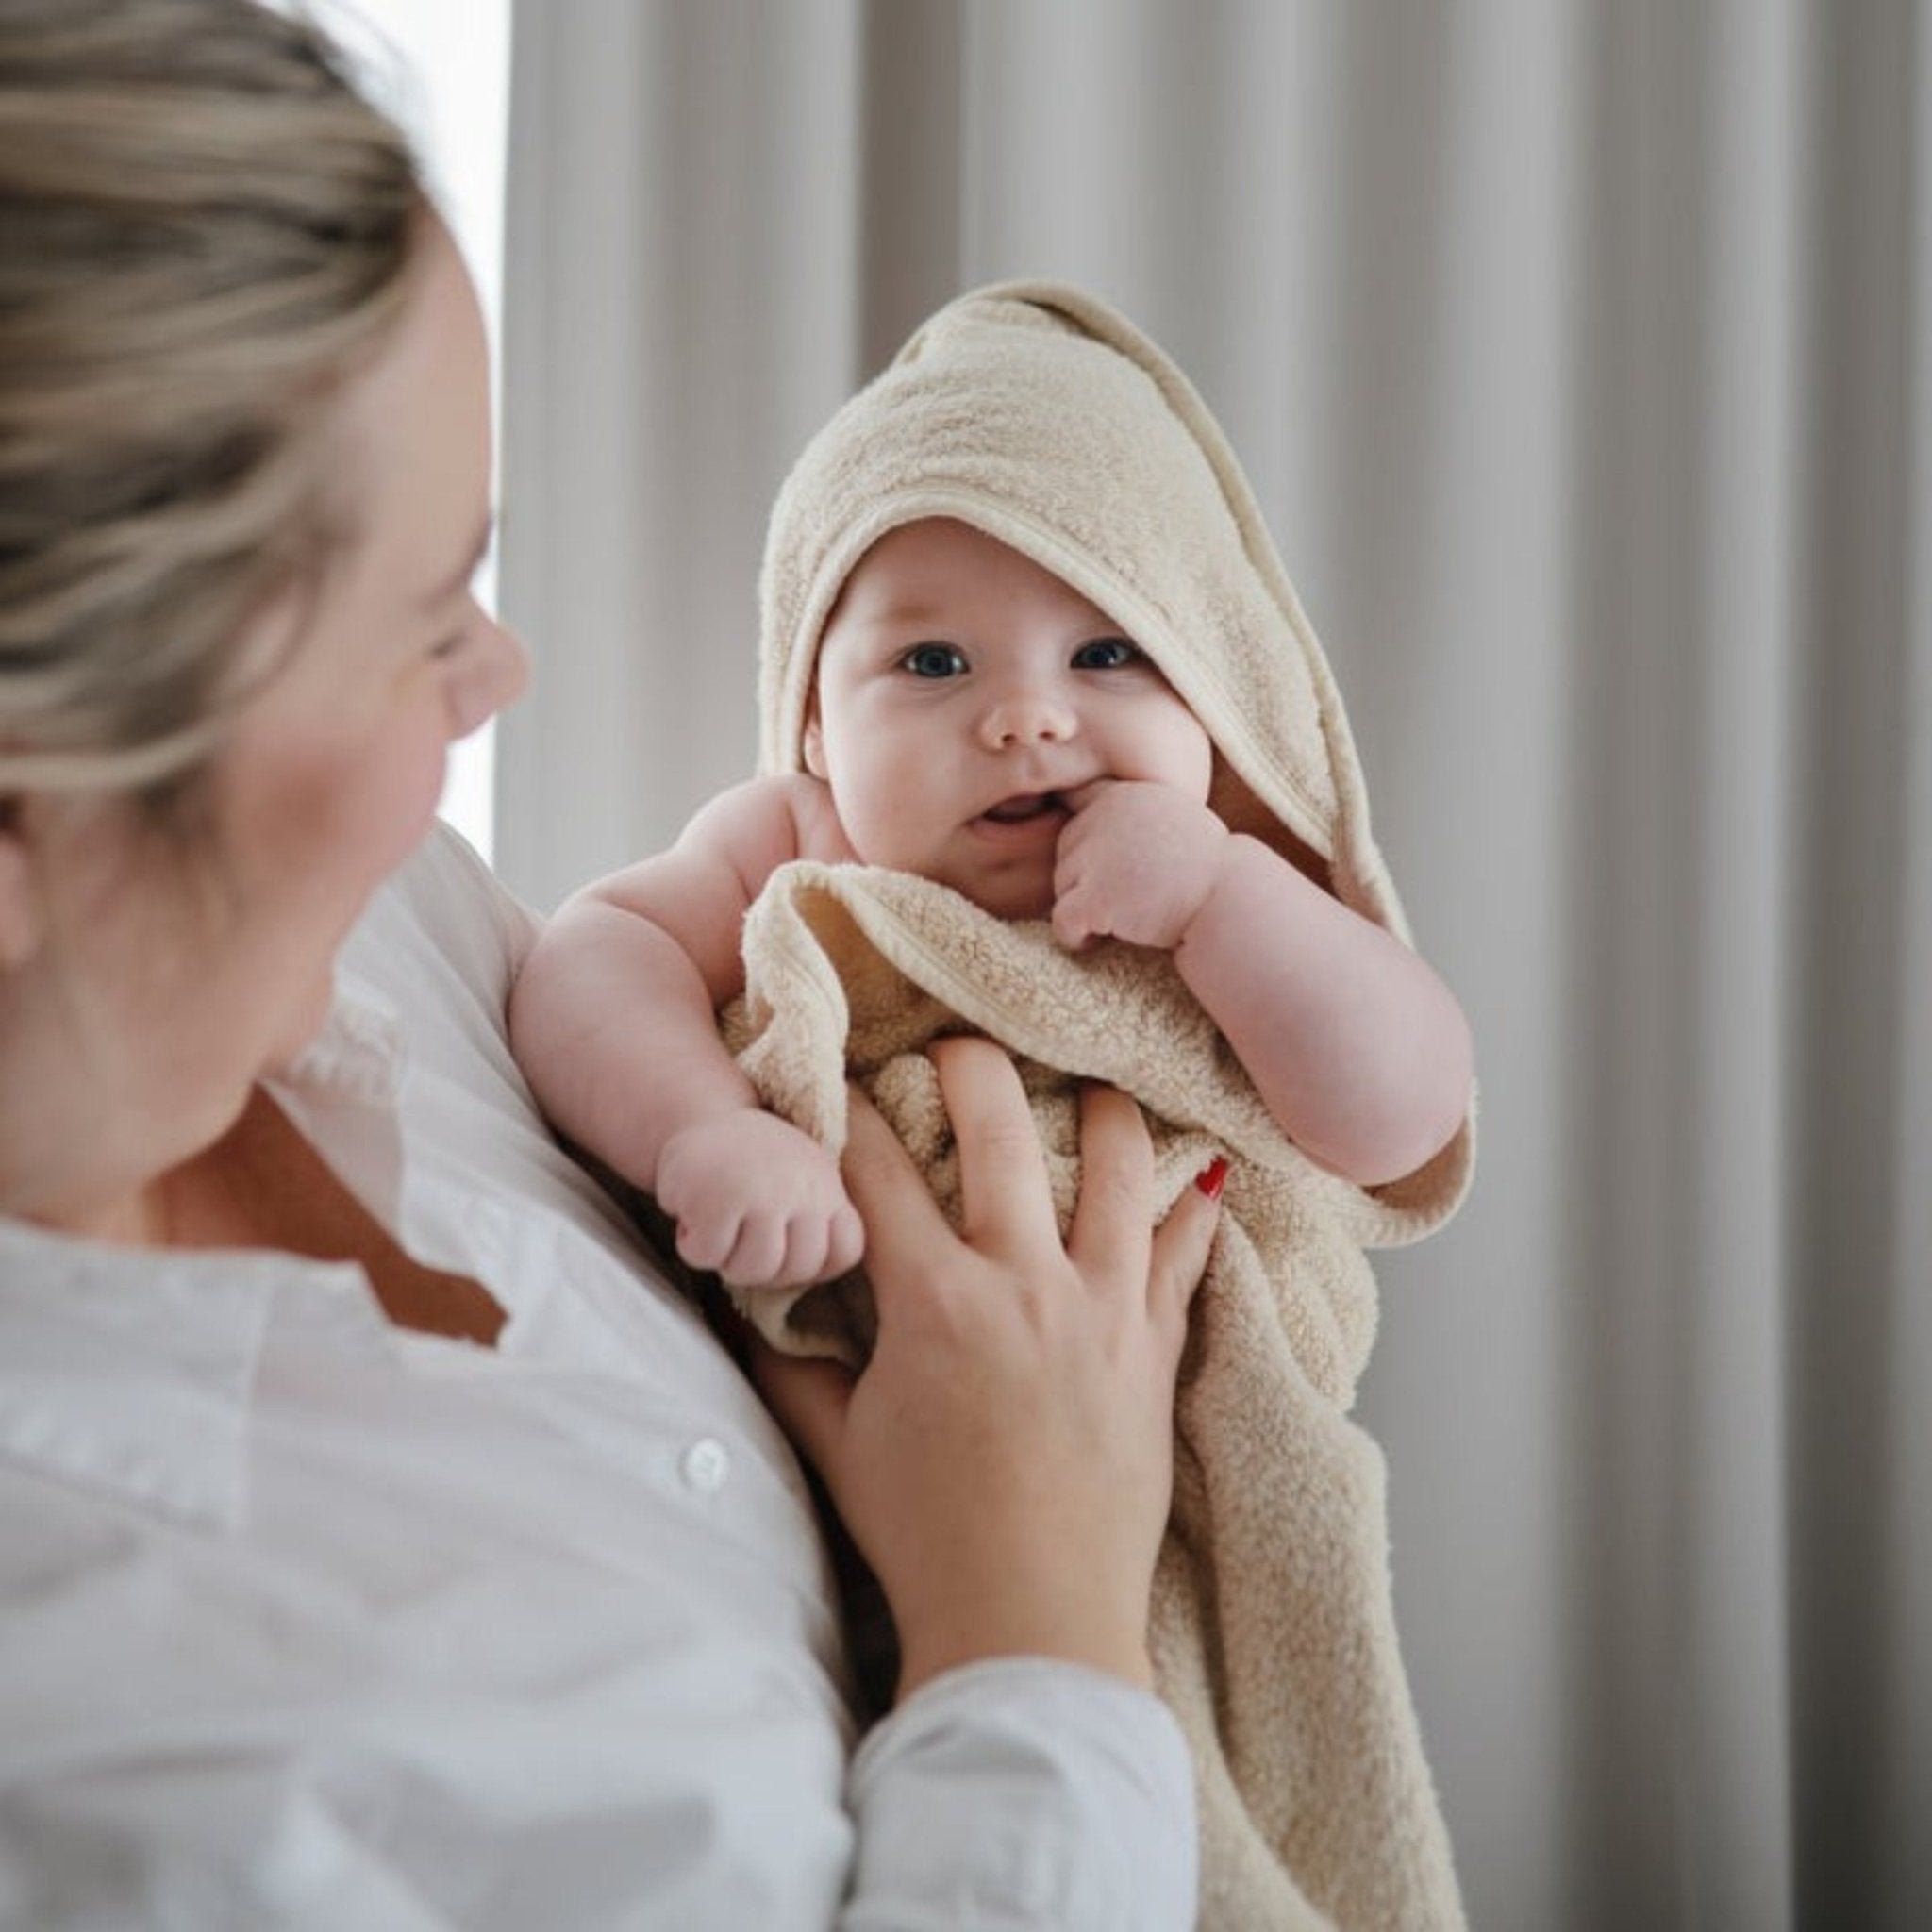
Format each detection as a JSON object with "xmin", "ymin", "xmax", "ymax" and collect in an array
[{"xmin": 803, "ymin": 517, "xmax": 1212, "ymax": 919}]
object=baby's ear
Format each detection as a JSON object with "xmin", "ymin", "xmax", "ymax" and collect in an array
[{"xmin": 802, "ymin": 715, "xmax": 828, "ymax": 780}]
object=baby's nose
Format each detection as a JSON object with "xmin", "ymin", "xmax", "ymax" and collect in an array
[{"xmin": 977, "ymin": 685, "xmax": 1078, "ymax": 749}]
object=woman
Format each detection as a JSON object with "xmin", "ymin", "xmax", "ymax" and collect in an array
[{"xmin": 0, "ymin": 3, "xmax": 1221, "ymax": 1924}]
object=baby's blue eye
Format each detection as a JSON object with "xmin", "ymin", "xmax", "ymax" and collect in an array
[
  {"xmin": 901, "ymin": 642, "xmax": 969, "ymax": 678},
  {"xmin": 1072, "ymin": 636, "xmax": 1141, "ymax": 670}
]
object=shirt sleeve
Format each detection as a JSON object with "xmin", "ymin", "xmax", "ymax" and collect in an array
[{"xmin": 843, "ymin": 1658, "xmax": 1198, "ymax": 1931}]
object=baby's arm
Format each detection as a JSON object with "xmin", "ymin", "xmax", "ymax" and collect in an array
[
  {"xmin": 508, "ymin": 774, "xmax": 864, "ymax": 1289},
  {"xmin": 1052, "ymin": 780, "xmax": 1472, "ymax": 1187}
]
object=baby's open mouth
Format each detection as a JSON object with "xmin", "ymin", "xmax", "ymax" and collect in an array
[{"xmin": 979, "ymin": 791, "xmax": 1067, "ymax": 824}]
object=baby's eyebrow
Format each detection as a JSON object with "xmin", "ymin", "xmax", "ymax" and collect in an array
[{"xmin": 863, "ymin": 599, "xmax": 951, "ymax": 628}]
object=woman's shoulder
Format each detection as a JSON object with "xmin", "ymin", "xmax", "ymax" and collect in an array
[{"xmin": 346, "ymin": 821, "xmax": 542, "ymax": 1009}]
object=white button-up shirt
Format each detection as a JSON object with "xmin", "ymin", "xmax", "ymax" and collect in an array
[{"xmin": 0, "ymin": 824, "xmax": 1196, "ymax": 1930}]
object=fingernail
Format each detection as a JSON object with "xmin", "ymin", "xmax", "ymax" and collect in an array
[{"xmin": 1194, "ymin": 1156, "xmax": 1229, "ymax": 1202}]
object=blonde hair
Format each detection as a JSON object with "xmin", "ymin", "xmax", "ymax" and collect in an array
[{"xmin": 0, "ymin": 0, "xmax": 425, "ymax": 806}]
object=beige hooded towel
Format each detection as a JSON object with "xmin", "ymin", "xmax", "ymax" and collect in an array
[{"xmin": 727, "ymin": 281, "xmax": 1475, "ymax": 1930}]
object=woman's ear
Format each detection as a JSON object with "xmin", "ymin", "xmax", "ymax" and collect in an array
[{"xmin": 0, "ymin": 799, "xmax": 44, "ymax": 972}]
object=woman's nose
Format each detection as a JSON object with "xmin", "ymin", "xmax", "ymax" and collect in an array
[
  {"xmin": 448, "ymin": 609, "xmax": 530, "ymax": 740},
  {"xmin": 976, "ymin": 683, "xmax": 1078, "ymax": 750}
]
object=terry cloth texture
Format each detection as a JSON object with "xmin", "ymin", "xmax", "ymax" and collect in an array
[{"xmin": 736, "ymin": 281, "xmax": 1475, "ymax": 1930}]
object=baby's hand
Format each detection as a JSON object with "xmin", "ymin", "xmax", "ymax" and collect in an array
[
  {"xmin": 1051, "ymin": 780, "xmax": 1230, "ymax": 952},
  {"xmin": 655, "ymin": 1110, "xmax": 864, "ymax": 1290}
]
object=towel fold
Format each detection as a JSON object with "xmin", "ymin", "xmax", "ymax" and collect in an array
[
  {"xmin": 721, "ymin": 862, "xmax": 1464, "ymax": 1928},
  {"xmin": 738, "ymin": 280, "xmax": 1474, "ymax": 1929}
]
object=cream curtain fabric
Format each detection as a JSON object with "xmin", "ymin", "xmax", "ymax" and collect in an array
[{"xmin": 494, "ymin": 4, "xmax": 1930, "ymax": 1926}]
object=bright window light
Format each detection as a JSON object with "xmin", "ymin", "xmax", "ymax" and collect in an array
[{"xmin": 302, "ymin": 0, "xmax": 513, "ymax": 861}]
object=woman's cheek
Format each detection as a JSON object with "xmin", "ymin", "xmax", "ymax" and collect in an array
[{"xmin": 365, "ymin": 704, "xmax": 456, "ymax": 865}]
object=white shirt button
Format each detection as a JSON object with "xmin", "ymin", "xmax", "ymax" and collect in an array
[{"xmin": 680, "ymin": 1437, "xmax": 731, "ymax": 1494}]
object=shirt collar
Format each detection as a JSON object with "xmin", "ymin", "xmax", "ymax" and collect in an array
[{"xmin": 278, "ymin": 964, "xmax": 408, "ymax": 1107}]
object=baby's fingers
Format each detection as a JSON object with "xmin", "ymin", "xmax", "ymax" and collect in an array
[
  {"xmin": 820, "ymin": 1200, "xmax": 865, "ymax": 1282},
  {"xmin": 1049, "ymin": 885, "xmax": 1100, "ymax": 953},
  {"xmin": 675, "ymin": 1205, "xmax": 745, "ymax": 1276},
  {"xmin": 1058, "ymin": 776, "xmax": 1123, "ymax": 820}
]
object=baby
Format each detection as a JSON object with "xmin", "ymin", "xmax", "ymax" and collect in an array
[
  {"xmin": 510, "ymin": 469, "xmax": 1469, "ymax": 1308},
  {"xmin": 510, "ymin": 282, "xmax": 1476, "ymax": 1930}
]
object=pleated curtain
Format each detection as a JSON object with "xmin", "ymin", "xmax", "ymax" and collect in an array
[{"xmin": 495, "ymin": 6, "xmax": 1932, "ymax": 1924}]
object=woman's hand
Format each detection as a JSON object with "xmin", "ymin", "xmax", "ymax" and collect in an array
[{"xmin": 752, "ymin": 1037, "xmax": 1222, "ymax": 1698}]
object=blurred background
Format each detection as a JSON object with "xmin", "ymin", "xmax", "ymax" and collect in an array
[{"xmin": 372, "ymin": 2, "xmax": 1928, "ymax": 1924}]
